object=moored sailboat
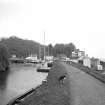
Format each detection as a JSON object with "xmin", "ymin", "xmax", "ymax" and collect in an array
[{"xmin": 37, "ymin": 31, "xmax": 51, "ymax": 72}]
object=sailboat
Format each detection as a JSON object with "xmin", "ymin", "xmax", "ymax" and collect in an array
[{"xmin": 37, "ymin": 31, "xmax": 51, "ymax": 72}]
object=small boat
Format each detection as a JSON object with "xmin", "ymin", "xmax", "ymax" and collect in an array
[
  {"xmin": 47, "ymin": 60, "xmax": 53, "ymax": 67},
  {"xmin": 37, "ymin": 62, "xmax": 51, "ymax": 72}
]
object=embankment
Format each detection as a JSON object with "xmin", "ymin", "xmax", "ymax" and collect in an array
[{"xmin": 19, "ymin": 61, "xmax": 71, "ymax": 105}]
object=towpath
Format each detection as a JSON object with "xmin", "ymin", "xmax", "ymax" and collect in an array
[{"xmin": 62, "ymin": 62, "xmax": 105, "ymax": 105}]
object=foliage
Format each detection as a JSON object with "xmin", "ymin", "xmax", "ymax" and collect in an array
[
  {"xmin": 53, "ymin": 43, "xmax": 76, "ymax": 57},
  {"xmin": 48, "ymin": 44, "xmax": 53, "ymax": 56},
  {"xmin": 0, "ymin": 43, "xmax": 9, "ymax": 71},
  {"xmin": 0, "ymin": 36, "xmax": 40, "ymax": 58},
  {"xmin": 0, "ymin": 36, "xmax": 76, "ymax": 58}
]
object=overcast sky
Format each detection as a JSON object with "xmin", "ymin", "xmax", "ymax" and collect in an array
[{"xmin": 0, "ymin": 0, "xmax": 105, "ymax": 59}]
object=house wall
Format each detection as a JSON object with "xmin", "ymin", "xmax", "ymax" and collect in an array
[
  {"xmin": 83, "ymin": 58, "xmax": 91, "ymax": 68},
  {"xmin": 97, "ymin": 64, "xmax": 103, "ymax": 70},
  {"xmin": 91, "ymin": 59, "xmax": 100, "ymax": 68},
  {"xmin": 72, "ymin": 51, "xmax": 78, "ymax": 58},
  {"xmin": 78, "ymin": 51, "xmax": 85, "ymax": 57},
  {"xmin": 72, "ymin": 50, "xmax": 85, "ymax": 58}
]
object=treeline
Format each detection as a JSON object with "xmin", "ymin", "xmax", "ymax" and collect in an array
[
  {"xmin": 0, "ymin": 36, "xmax": 76, "ymax": 58},
  {"xmin": 52, "ymin": 43, "xmax": 76, "ymax": 57},
  {"xmin": 0, "ymin": 36, "xmax": 40, "ymax": 58},
  {"xmin": 0, "ymin": 36, "xmax": 76, "ymax": 70}
]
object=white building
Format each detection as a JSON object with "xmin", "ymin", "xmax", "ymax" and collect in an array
[
  {"xmin": 78, "ymin": 51, "xmax": 85, "ymax": 57},
  {"xmin": 72, "ymin": 49, "xmax": 85, "ymax": 58},
  {"xmin": 97, "ymin": 64, "xmax": 103, "ymax": 70},
  {"xmin": 78, "ymin": 55, "xmax": 91, "ymax": 68},
  {"xmin": 83, "ymin": 57, "xmax": 91, "ymax": 68}
]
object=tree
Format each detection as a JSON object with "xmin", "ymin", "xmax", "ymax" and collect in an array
[
  {"xmin": 0, "ymin": 44, "xmax": 9, "ymax": 71},
  {"xmin": 64, "ymin": 43, "xmax": 76, "ymax": 57},
  {"xmin": 53, "ymin": 43, "xmax": 76, "ymax": 57},
  {"xmin": 53, "ymin": 44, "xmax": 65, "ymax": 56}
]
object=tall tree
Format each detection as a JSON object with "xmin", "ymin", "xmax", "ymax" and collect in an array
[
  {"xmin": 64, "ymin": 43, "xmax": 76, "ymax": 57},
  {"xmin": 53, "ymin": 43, "xmax": 75, "ymax": 57}
]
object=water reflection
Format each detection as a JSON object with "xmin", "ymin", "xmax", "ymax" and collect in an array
[
  {"xmin": 0, "ymin": 71, "xmax": 9, "ymax": 105},
  {"xmin": 0, "ymin": 71, "xmax": 9, "ymax": 90},
  {"xmin": 0, "ymin": 64, "xmax": 48, "ymax": 105}
]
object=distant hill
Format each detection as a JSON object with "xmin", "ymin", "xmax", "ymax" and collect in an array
[{"xmin": 0, "ymin": 36, "xmax": 42, "ymax": 58}]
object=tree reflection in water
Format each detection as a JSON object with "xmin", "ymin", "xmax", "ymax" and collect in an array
[{"xmin": 0, "ymin": 71, "xmax": 9, "ymax": 90}]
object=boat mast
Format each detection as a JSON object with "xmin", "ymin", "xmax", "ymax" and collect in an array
[
  {"xmin": 48, "ymin": 45, "xmax": 49, "ymax": 56},
  {"xmin": 39, "ymin": 43, "xmax": 41, "ymax": 60},
  {"xmin": 44, "ymin": 31, "xmax": 46, "ymax": 61}
]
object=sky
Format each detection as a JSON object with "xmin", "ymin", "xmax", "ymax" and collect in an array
[{"xmin": 0, "ymin": 0, "xmax": 105, "ymax": 59}]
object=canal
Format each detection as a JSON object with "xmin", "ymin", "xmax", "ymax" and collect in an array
[{"xmin": 0, "ymin": 64, "xmax": 48, "ymax": 105}]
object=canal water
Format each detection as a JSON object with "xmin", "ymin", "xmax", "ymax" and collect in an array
[{"xmin": 0, "ymin": 64, "xmax": 48, "ymax": 105}]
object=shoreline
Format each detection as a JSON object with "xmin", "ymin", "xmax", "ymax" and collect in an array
[{"xmin": 7, "ymin": 61, "xmax": 71, "ymax": 105}]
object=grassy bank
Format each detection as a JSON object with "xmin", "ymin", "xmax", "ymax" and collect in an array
[{"xmin": 22, "ymin": 61, "xmax": 70, "ymax": 105}]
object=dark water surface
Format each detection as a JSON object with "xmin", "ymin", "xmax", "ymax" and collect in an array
[{"xmin": 0, "ymin": 64, "xmax": 48, "ymax": 105}]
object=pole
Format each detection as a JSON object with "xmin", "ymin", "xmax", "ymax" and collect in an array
[
  {"xmin": 48, "ymin": 45, "xmax": 49, "ymax": 56},
  {"xmin": 39, "ymin": 44, "xmax": 41, "ymax": 60},
  {"xmin": 44, "ymin": 31, "xmax": 46, "ymax": 61}
]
